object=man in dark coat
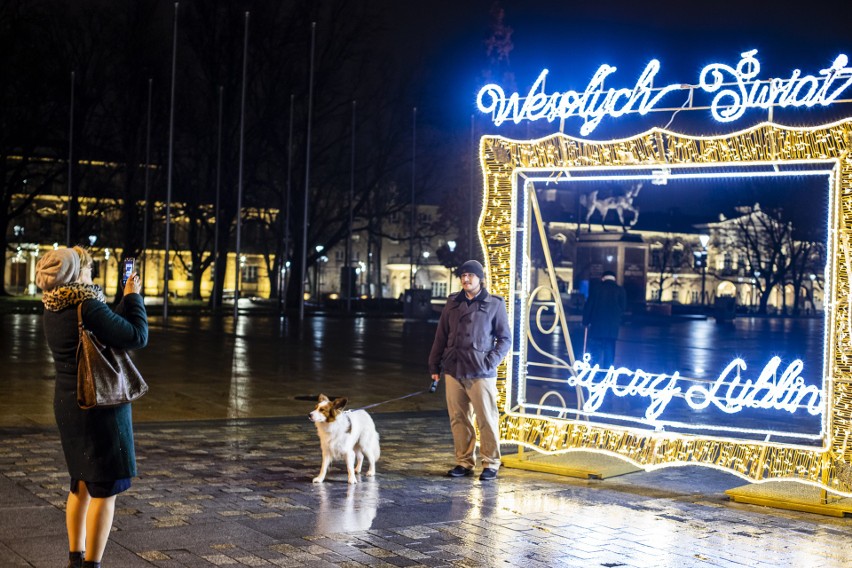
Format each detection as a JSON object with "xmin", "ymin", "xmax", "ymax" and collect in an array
[
  {"xmin": 429, "ymin": 259, "xmax": 511, "ymax": 481},
  {"xmin": 582, "ymin": 270, "xmax": 627, "ymax": 368}
]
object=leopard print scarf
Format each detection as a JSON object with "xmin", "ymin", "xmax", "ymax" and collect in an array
[{"xmin": 42, "ymin": 283, "xmax": 106, "ymax": 312}]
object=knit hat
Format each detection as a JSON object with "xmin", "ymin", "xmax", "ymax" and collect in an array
[
  {"xmin": 35, "ymin": 248, "xmax": 80, "ymax": 291},
  {"xmin": 456, "ymin": 259, "xmax": 485, "ymax": 280}
]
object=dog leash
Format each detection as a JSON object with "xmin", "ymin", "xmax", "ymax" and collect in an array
[
  {"xmin": 352, "ymin": 379, "xmax": 440, "ymax": 411},
  {"xmin": 353, "ymin": 389, "xmax": 428, "ymax": 411}
]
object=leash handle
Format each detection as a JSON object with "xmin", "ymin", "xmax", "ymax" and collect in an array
[{"xmin": 429, "ymin": 379, "xmax": 439, "ymax": 393}]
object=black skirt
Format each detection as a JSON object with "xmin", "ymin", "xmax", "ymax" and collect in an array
[{"xmin": 70, "ymin": 477, "xmax": 131, "ymax": 498}]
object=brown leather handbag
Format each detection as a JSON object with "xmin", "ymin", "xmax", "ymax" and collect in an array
[{"xmin": 76, "ymin": 303, "xmax": 148, "ymax": 409}]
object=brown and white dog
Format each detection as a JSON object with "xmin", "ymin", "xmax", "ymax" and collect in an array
[{"xmin": 309, "ymin": 394, "xmax": 380, "ymax": 484}]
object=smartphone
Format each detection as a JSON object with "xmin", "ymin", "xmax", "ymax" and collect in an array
[{"xmin": 122, "ymin": 258, "xmax": 136, "ymax": 285}]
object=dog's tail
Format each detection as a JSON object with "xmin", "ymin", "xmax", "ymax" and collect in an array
[{"xmin": 367, "ymin": 428, "xmax": 380, "ymax": 462}]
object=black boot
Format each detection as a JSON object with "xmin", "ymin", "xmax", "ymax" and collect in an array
[
  {"xmin": 82, "ymin": 561, "xmax": 101, "ymax": 568},
  {"xmin": 68, "ymin": 552, "xmax": 84, "ymax": 568}
]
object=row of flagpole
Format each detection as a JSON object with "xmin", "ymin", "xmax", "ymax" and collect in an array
[
  {"xmin": 64, "ymin": 4, "xmax": 479, "ymax": 323},
  {"xmin": 64, "ymin": 5, "xmax": 318, "ymax": 324}
]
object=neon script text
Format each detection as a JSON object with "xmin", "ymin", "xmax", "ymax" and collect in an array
[
  {"xmin": 568, "ymin": 355, "xmax": 823, "ymax": 426},
  {"xmin": 477, "ymin": 50, "xmax": 852, "ymax": 135}
]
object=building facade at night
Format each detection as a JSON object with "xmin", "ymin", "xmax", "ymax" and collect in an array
[
  {"xmin": 4, "ymin": 195, "xmax": 823, "ymax": 315},
  {"xmin": 4, "ymin": 194, "xmax": 460, "ymax": 303}
]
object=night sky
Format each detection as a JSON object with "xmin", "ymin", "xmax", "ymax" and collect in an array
[{"xmin": 378, "ymin": 0, "xmax": 852, "ymax": 138}]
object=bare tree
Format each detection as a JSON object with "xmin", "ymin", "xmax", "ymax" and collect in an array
[
  {"xmin": 647, "ymin": 234, "xmax": 695, "ymax": 303},
  {"xmin": 729, "ymin": 204, "xmax": 791, "ymax": 314},
  {"xmin": 97, "ymin": 1, "xmax": 170, "ymax": 299},
  {"xmin": 0, "ymin": 1, "xmax": 65, "ymax": 294}
]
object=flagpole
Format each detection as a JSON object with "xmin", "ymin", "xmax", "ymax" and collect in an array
[
  {"xmin": 234, "ymin": 11, "xmax": 249, "ymax": 320},
  {"xmin": 213, "ymin": 85, "xmax": 223, "ymax": 310},
  {"xmin": 346, "ymin": 100, "xmax": 356, "ymax": 312},
  {"xmin": 409, "ymin": 107, "xmax": 417, "ymax": 289},
  {"xmin": 163, "ymin": 1, "xmax": 179, "ymax": 322},
  {"xmin": 280, "ymin": 93, "xmax": 294, "ymax": 316},
  {"xmin": 299, "ymin": 22, "xmax": 316, "ymax": 321},
  {"xmin": 66, "ymin": 71, "xmax": 74, "ymax": 247},
  {"xmin": 141, "ymin": 78, "xmax": 152, "ymax": 295}
]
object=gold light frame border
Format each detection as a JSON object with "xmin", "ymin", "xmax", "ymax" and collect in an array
[{"xmin": 479, "ymin": 120, "xmax": 852, "ymax": 495}]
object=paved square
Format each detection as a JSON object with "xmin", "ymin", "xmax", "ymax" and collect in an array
[{"xmin": 2, "ymin": 412, "xmax": 851, "ymax": 567}]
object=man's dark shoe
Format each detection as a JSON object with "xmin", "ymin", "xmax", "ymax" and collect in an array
[
  {"xmin": 447, "ymin": 465, "xmax": 473, "ymax": 477},
  {"xmin": 479, "ymin": 467, "xmax": 498, "ymax": 480}
]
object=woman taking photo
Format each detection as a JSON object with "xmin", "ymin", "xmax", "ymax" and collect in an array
[{"xmin": 36, "ymin": 246, "xmax": 147, "ymax": 568}]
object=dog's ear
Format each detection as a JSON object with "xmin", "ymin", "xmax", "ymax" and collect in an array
[
  {"xmin": 318, "ymin": 394, "xmax": 329, "ymax": 403},
  {"xmin": 332, "ymin": 397, "xmax": 348, "ymax": 409}
]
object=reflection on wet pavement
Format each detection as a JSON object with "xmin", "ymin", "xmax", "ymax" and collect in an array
[
  {"xmin": 0, "ymin": 313, "xmax": 445, "ymax": 427},
  {"xmin": 2, "ymin": 311, "xmax": 852, "ymax": 566},
  {"xmin": 1, "ymin": 414, "xmax": 851, "ymax": 566},
  {"xmin": 314, "ymin": 481, "xmax": 379, "ymax": 534}
]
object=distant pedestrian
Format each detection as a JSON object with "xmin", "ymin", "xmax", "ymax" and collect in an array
[
  {"xmin": 428, "ymin": 259, "xmax": 511, "ymax": 481},
  {"xmin": 36, "ymin": 246, "xmax": 148, "ymax": 568},
  {"xmin": 582, "ymin": 270, "xmax": 627, "ymax": 368}
]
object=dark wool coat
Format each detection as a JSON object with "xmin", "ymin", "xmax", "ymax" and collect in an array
[
  {"xmin": 43, "ymin": 294, "xmax": 148, "ymax": 482},
  {"xmin": 428, "ymin": 289, "xmax": 511, "ymax": 379},
  {"xmin": 582, "ymin": 280, "xmax": 627, "ymax": 340}
]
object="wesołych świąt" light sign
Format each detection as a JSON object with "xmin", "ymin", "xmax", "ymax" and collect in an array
[{"xmin": 476, "ymin": 50, "xmax": 852, "ymax": 135}]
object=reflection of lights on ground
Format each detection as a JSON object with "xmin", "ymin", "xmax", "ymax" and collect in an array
[
  {"xmin": 228, "ymin": 315, "xmax": 253, "ymax": 419},
  {"xmin": 314, "ymin": 481, "xmax": 378, "ymax": 534}
]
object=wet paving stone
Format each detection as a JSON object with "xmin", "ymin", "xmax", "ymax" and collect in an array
[
  {"xmin": 3, "ymin": 313, "xmax": 852, "ymax": 566},
  {"xmin": 1, "ymin": 413, "xmax": 851, "ymax": 567}
]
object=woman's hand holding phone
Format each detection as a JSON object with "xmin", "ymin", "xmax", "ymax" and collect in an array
[{"xmin": 124, "ymin": 272, "xmax": 141, "ymax": 296}]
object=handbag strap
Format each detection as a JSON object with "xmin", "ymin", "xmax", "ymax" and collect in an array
[{"xmin": 76, "ymin": 302, "xmax": 91, "ymax": 336}]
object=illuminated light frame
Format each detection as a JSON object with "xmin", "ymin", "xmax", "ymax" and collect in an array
[
  {"xmin": 516, "ymin": 162, "xmax": 832, "ymax": 446},
  {"xmin": 478, "ymin": 119, "xmax": 852, "ymax": 496}
]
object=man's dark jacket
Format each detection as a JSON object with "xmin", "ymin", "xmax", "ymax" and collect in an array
[{"xmin": 429, "ymin": 289, "xmax": 511, "ymax": 379}]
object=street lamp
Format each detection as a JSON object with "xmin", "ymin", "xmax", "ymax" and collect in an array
[
  {"xmin": 318, "ymin": 255, "xmax": 328, "ymax": 296},
  {"xmin": 698, "ymin": 234, "xmax": 709, "ymax": 307},
  {"xmin": 12, "ymin": 226, "xmax": 24, "ymax": 292},
  {"xmin": 312, "ymin": 245, "xmax": 324, "ymax": 299},
  {"xmin": 104, "ymin": 248, "xmax": 111, "ymax": 290},
  {"xmin": 809, "ymin": 273, "xmax": 817, "ymax": 314}
]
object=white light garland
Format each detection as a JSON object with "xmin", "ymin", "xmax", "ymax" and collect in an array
[
  {"xmin": 700, "ymin": 51, "xmax": 852, "ymax": 122},
  {"xmin": 476, "ymin": 51, "xmax": 852, "ymax": 135},
  {"xmin": 477, "ymin": 62, "xmax": 681, "ymax": 135},
  {"xmin": 510, "ymin": 161, "xmax": 833, "ymax": 444},
  {"xmin": 564, "ymin": 355, "xmax": 823, "ymax": 425}
]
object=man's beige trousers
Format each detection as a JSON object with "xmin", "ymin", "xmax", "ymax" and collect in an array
[{"xmin": 444, "ymin": 374, "xmax": 501, "ymax": 470}]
